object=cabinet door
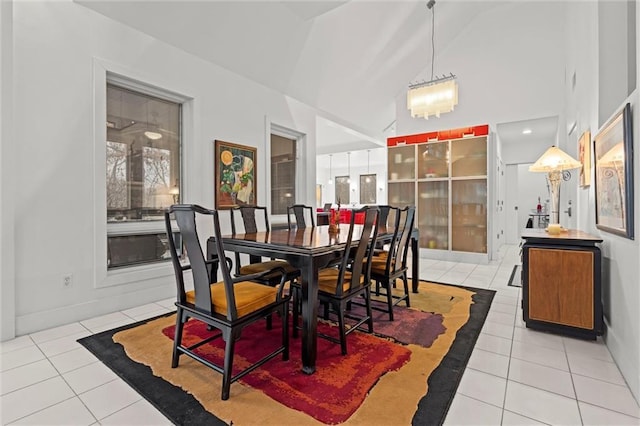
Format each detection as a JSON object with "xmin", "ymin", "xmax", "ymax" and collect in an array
[
  {"xmin": 388, "ymin": 182, "xmax": 415, "ymax": 207},
  {"xmin": 451, "ymin": 137, "xmax": 487, "ymax": 177},
  {"xmin": 451, "ymin": 179, "xmax": 487, "ymax": 253},
  {"xmin": 418, "ymin": 181, "xmax": 449, "ymax": 249},
  {"xmin": 528, "ymin": 248, "xmax": 594, "ymax": 329},
  {"xmin": 388, "ymin": 145, "xmax": 416, "ymax": 181},
  {"xmin": 418, "ymin": 141, "xmax": 449, "ymax": 178}
]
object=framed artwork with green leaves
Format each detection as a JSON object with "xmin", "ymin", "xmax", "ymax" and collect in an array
[{"xmin": 214, "ymin": 140, "xmax": 256, "ymax": 209}]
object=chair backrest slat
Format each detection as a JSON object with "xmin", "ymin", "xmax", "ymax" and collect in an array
[
  {"xmin": 287, "ymin": 204, "xmax": 315, "ymax": 229},
  {"xmin": 384, "ymin": 206, "xmax": 415, "ymax": 274},
  {"xmin": 164, "ymin": 212, "xmax": 187, "ymax": 304},
  {"xmin": 335, "ymin": 206, "xmax": 379, "ymax": 295},
  {"xmin": 395, "ymin": 206, "xmax": 416, "ymax": 270},
  {"xmin": 231, "ymin": 205, "xmax": 270, "ymax": 234}
]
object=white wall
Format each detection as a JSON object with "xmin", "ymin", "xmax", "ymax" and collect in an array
[
  {"xmin": 564, "ymin": 0, "xmax": 639, "ymax": 402},
  {"xmin": 2, "ymin": 0, "xmax": 334, "ymax": 337},
  {"xmin": 395, "ymin": 2, "xmax": 566, "ymax": 137},
  {"xmin": 0, "ymin": 0, "xmax": 16, "ymax": 340},
  {"xmin": 316, "ymin": 148, "xmax": 387, "ymax": 206}
]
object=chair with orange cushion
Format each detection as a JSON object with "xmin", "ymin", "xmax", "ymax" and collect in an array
[
  {"xmin": 230, "ymin": 205, "xmax": 300, "ymax": 286},
  {"xmin": 369, "ymin": 205, "xmax": 415, "ymax": 321},
  {"xmin": 164, "ymin": 204, "xmax": 290, "ymax": 400},
  {"xmin": 292, "ymin": 206, "xmax": 379, "ymax": 355}
]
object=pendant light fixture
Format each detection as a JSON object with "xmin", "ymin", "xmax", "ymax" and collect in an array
[
  {"xmin": 347, "ymin": 152, "xmax": 351, "ymax": 184},
  {"xmin": 328, "ymin": 154, "xmax": 333, "ymax": 185},
  {"xmin": 144, "ymin": 102, "xmax": 162, "ymax": 140},
  {"xmin": 407, "ymin": 0, "xmax": 458, "ymax": 119},
  {"xmin": 365, "ymin": 150, "xmax": 371, "ymax": 183}
]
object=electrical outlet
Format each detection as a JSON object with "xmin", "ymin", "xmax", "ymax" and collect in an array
[{"xmin": 63, "ymin": 274, "xmax": 73, "ymax": 288}]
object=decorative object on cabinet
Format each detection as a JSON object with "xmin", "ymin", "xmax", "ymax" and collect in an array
[
  {"xmin": 214, "ymin": 140, "xmax": 256, "ymax": 209},
  {"xmin": 594, "ymin": 103, "xmax": 634, "ymax": 239},
  {"xmin": 529, "ymin": 146, "xmax": 581, "ymax": 225},
  {"xmin": 578, "ymin": 130, "xmax": 591, "ymax": 187},
  {"xmin": 521, "ymin": 229, "xmax": 603, "ymax": 340},
  {"xmin": 407, "ymin": 0, "xmax": 458, "ymax": 119},
  {"xmin": 388, "ymin": 125, "xmax": 490, "ymax": 257}
]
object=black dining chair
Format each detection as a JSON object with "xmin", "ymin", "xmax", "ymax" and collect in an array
[
  {"xmin": 287, "ymin": 204, "xmax": 315, "ymax": 229},
  {"xmin": 292, "ymin": 206, "xmax": 379, "ymax": 355},
  {"xmin": 369, "ymin": 205, "xmax": 415, "ymax": 321},
  {"xmin": 164, "ymin": 204, "xmax": 290, "ymax": 400},
  {"xmin": 230, "ymin": 205, "xmax": 300, "ymax": 286},
  {"xmin": 374, "ymin": 205, "xmax": 398, "ymax": 249}
]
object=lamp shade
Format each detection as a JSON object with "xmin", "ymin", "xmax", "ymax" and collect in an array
[
  {"xmin": 529, "ymin": 146, "xmax": 581, "ymax": 172},
  {"xmin": 407, "ymin": 78, "xmax": 458, "ymax": 119}
]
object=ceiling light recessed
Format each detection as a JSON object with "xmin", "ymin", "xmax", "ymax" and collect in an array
[
  {"xmin": 144, "ymin": 131, "xmax": 162, "ymax": 140},
  {"xmin": 522, "ymin": 129, "xmax": 532, "ymax": 135}
]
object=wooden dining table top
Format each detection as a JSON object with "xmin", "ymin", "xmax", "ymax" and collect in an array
[{"xmin": 221, "ymin": 223, "xmax": 375, "ymax": 254}]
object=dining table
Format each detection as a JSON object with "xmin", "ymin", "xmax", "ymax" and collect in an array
[{"xmin": 209, "ymin": 223, "xmax": 419, "ymax": 374}]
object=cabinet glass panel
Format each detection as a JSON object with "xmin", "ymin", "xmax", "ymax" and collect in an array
[
  {"xmin": 418, "ymin": 181, "xmax": 449, "ymax": 250},
  {"xmin": 388, "ymin": 182, "xmax": 415, "ymax": 207},
  {"xmin": 418, "ymin": 141, "xmax": 449, "ymax": 178},
  {"xmin": 451, "ymin": 179, "xmax": 487, "ymax": 253},
  {"xmin": 388, "ymin": 145, "xmax": 415, "ymax": 181},
  {"xmin": 451, "ymin": 137, "xmax": 487, "ymax": 177}
]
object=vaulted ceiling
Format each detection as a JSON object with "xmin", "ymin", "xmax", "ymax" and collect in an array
[
  {"xmin": 77, "ymin": 1, "xmax": 506, "ymax": 138},
  {"xmin": 78, "ymin": 0, "xmax": 562, "ymax": 159}
]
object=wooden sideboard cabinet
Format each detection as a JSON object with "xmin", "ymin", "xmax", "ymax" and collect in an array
[{"xmin": 521, "ymin": 229, "xmax": 603, "ymax": 340}]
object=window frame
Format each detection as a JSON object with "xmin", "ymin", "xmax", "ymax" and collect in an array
[
  {"xmin": 93, "ymin": 59, "xmax": 193, "ymax": 288},
  {"xmin": 267, "ymin": 122, "xmax": 306, "ymax": 223}
]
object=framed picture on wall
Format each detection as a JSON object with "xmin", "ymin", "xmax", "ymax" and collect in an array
[
  {"xmin": 214, "ymin": 140, "xmax": 256, "ymax": 209},
  {"xmin": 578, "ymin": 130, "xmax": 591, "ymax": 187},
  {"xmin": 593, "ymin": 103, "xmax": 634, "ymax": 239}
]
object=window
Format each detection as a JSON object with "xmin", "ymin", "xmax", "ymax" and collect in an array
[
  {"xmin": 270, "ymin": 134, "xmax": 296, "ymax": 214},
  {"xmin": 360, "ymin": 174, "xmax": 377, "ymax": 204},
  {"xmin": 335, "ymin": 176, "xmax": 350, "ymax": 205},
  {"xmin": 106, "ymin": 83, "xmax": 182, "ymax": 268}
]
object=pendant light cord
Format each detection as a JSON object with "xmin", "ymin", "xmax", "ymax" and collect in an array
[{"xmin": 430, "ymin": 2, "xmax": 435, "ymax": 81}]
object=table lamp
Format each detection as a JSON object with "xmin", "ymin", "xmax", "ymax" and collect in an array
[{"xmin": 529, "ymin": 146, "xmax": 581, "ymax": 231}]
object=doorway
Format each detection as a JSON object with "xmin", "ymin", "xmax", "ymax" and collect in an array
[{"xmin": 505, "ymin": 163, "xmax": 550, "ymax": 244}]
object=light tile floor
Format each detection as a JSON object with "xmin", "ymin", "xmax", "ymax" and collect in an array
[{"xmin": 1, "ymin": 244, "xmax": 639, "ymax": 425}]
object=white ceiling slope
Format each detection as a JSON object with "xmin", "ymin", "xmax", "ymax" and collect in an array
[{"xmin": 76, "ymin": 0, "xmax": 506, "ymax": 141}]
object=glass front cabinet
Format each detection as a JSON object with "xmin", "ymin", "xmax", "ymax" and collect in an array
[{"xmin": 387, "ymin": 125, "xmax": 491, "ymax": 261}]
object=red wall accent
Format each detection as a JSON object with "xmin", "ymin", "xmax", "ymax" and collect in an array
[{"xmin": 387, "ymin": 124, "xmax": 489, "ymax": 147}]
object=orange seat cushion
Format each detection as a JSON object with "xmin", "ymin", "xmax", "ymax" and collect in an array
[
  {"xmin": 185, "ymin": 281, "xmax": 278, "ymax": 317},
  {"xmin": 317, "ymin": 268, "xmax": 365, "ymax": 295},
  {"xmin": 239, "ymin": 260, "xmax": 299, "ymax": 277},
  {"xmin": 370, "ymin": 252, "xmax": 394, "ymax": 275}
]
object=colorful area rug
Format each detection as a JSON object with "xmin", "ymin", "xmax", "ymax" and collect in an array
[
  {"xmin": 160, "ymin": 318, "xmax": 411, "ymax": 424},
  {"xmin": 78, "ymin": 281, "xmax": 494, "ymax": 425}
]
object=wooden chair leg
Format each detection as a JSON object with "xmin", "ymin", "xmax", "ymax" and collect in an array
[
  {"xmin": 364, "ymin": 287, "xmax": 374, "ymax": 333},
  {"xmin": 385, "ymin": 280, "xmax": 394, "ymax": 321},
  {"xmin": 221, "ymin": 330, "xmax": 237, "ymax": 401},
  {"xmin": 282, "ymin": 305, "xmax": 289, "ymax": 361},
  {"xmin": 337, "ymin": 303, "xmax": 347, "ymax": 355},
  {"xmin": 266, "ymin": 313, "xmax": 273, "ymax": 330},
  {"xmin": 403, "ymin": 274, "xmax": 411, "ymax": 307},
  {"xmin": 172, "ymin": 309, "xmax": 184, "ymax": 368},
  {"xmin": 281, "ymin": 305, "xmax": 290, "ymax": 361},
  {"xmin": 292, "ymin": 287, "xmax": 299, "ymax": 338}
]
